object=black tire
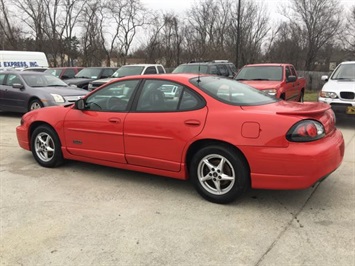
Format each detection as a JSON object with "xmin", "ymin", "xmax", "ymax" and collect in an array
[
  {"xmin": 299, "ymin": 91, "xmax": 304, "ymax": 102},
  {"xmin": 190, "ymin": 145, "xmax": 250, "ymax": 204},
  {"xmin": 31, "ymin": 125, "xmax": 64, "ymax": 168},
  {"xmin": 28, "ymin": 99, "xmax": 44, "ymax": 111}
]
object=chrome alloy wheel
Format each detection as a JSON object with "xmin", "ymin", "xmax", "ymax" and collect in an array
[
  {"xmin": 34, "ymin": 132, "xmax": 55, "ymax": 162},
  {"xmin": 30, "ymin": 101, "xmax": 42, "ymax": 110},
  {"xmin": 197, "ymin": 154, "xmax": 236, "ymax": 195}
]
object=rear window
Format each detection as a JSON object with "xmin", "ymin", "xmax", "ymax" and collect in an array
[
  {"xmin": 190, "ymin": 76, "xmax": 277, "ymax": 106},
  {"xmin": 112, "ymin": 66, "xmax": 145, "ymax": 77}
]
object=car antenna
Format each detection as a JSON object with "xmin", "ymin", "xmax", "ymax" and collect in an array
[{"xmin": 197, "ymin": 61, "xmax": 201, "ymax": 83}]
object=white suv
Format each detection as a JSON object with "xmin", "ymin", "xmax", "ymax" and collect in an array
[
  {"xmin": 88, "ymin": 64, "xmax": 166, "ymax": 91},
  {"xmin": 318, "ymin": 61, "xmax": 355, "ymax": 118}
]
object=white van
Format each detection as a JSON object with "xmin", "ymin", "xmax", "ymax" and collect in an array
[{"xmin": 0, "ymin": 50, "xmax": 49, "ymax": 70}]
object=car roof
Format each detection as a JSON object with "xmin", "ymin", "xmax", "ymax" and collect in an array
[
  {"xmin": 109, "ymin": 73, "xmax": 200, "ymax": 82},
  {"xmin": 120, "ymin": 64, "xmax": 163, "ymax": 67},
  {"xmin": 0, "ymin": 71, "xmax": 48, "ymax": 75}
]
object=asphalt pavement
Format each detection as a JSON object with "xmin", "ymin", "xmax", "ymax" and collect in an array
[{"xmin": 0, "ymin": 112, "xmax": 354, "ymax": 266}]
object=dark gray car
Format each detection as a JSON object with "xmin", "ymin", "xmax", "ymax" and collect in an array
[{"xmin": 0, "ymin": 71, "xmax": 88, "ymax": 113}]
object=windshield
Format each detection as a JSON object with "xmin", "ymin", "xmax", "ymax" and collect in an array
[
  {"xmin": 172, "ymin": 65, "xmax": 209, "ymax": 74},
  {"xmin": 112, "ymin": 66, "xmax": 145, "ymax": 77},
  {"xmin": 45, "ymin": 69, "xmax": 61, "ymax": 78},
  {"xmin": 190, "ymin": 76, "xmax": 277, "ymax": 106},
  {"xmin": 75, "ymin": 68, "xmax": 102, "ymax": 79},
  {"xmin": 331, "ymin": 63, "xmax": 355, "ymax": 80},
  {"xmin": 22, "ymin": 73, "xmax": 68, "ymax": 87},
  {"xmin": 235, "ymin": 66, "xmax": 283, "ymax": 81}
]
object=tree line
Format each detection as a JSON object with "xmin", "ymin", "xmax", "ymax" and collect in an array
[{"xmin": 1, "ymin": 0, "xmax": 354, "ymax": 71}]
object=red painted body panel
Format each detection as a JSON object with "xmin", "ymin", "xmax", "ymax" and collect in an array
[{"xmin": 16, "ymin": 74, "xmax": 344, "ymax": 190}]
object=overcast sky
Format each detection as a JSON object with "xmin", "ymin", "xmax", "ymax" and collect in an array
[{"xmin": 140, "ymin": 0, "xmax": 354, "ymax": 15}]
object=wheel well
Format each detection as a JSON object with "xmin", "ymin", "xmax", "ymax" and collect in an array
[
  {"xmin": 27, "ymin": 97, "xmax": 42, "ymax": 109},
  {"xmin": 186, "ymin": 139, "xmax": 250, "ymax": 177},
  {"xmin": 28, "ymin": 122, "xmax": 56, "ymax": 146}
]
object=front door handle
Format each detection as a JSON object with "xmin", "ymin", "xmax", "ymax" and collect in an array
[
  {"xmin": 108, "ymin": 117, "xmax": 121, "ymax": 124},
  {"xmin": 184, "ymin": 119, "xmax": 200, "ymax": 126}
]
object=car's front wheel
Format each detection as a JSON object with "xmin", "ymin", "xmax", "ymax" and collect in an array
[
  {"xmin": 29, "ymin": 99, "xmax": 44, "ymax": 111},
  {"xmin": 190, "ymin": 145, "xmax": 249, "ymax": 204},
  {"xmin": 31, "ymin": 125, "xmax": 64, "ymax": 167}
]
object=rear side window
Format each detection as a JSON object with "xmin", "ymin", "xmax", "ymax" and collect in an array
[
  {"xmin": 101, "ymin": 68, "xmax": 115, "ymax": 78},
  {"xmin": 143, "ymin": 66, "xmax": 158, "ymax": 74},
  {"xmin": 136, "ymin": 79, "xmax": 205, "ymax": 112},
  {"xmin": 157, "ymin": 66, "xmax": 165, "ymax": 74},
  {"xmin": 63, "ymin": 69, "xmax": 76, "ymax": 79}
]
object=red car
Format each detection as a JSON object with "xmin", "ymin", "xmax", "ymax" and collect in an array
[{"xmin": 16, "ymin": 74, "xmax": 345, "ymax": 203}]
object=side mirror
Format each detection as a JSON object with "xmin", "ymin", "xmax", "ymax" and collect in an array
[
  {"xmin": 75, "ymin": 98, "xmax": 86, "ymax": 110},
  {"xmin": 321, "ymin": 75, "xmax": 329, "ymax": 82},
  {"xmin": 287, "ymin": 75, "xmax": 297, "ymax": 82},
  {"xmin": 12, "ymin": 83, "xmax": 24, "ymax": 89}
]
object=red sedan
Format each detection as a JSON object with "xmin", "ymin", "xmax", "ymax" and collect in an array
[{"xmin": 16, "ymin": 74, "xmax": 345, "ymax": 203}]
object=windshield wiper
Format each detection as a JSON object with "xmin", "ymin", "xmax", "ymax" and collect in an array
[{"xmin": 251, "ymin": 78, "xmax": 270, "ymax": 81}]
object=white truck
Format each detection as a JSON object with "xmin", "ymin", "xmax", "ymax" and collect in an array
[{"xmin": 0, "ymin": 50, "xmax": 49, "ymax": 70}]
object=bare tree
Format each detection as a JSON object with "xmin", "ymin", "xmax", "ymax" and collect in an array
[
  {"xmin": 117, "ymin": 0, "xmax": 146, "ymax": 65},
  {"xmin": 284, "ymin": 0, "xmax": 342, "ymax": 70},
  {"xmin": 80, "ymin": 1, "xmax": 105, "ymax": 66},
  {"xmin": 12, "ymin": 0, "xmax": 47, "ymax": 51},
  {"xmin": 343, "ymin": 6, "xmax": 355, "ymax": 58},
  {"xmin": 0, "ymin": 0, "xmax": 23, "ymax": 49}
]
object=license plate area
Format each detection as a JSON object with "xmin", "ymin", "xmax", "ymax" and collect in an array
[{"xmin": 346, "ymin": 106, "xmax": 355, "ymax": 114}]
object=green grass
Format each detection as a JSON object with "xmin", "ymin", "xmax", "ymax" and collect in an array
[{"xmin": 304, "ymin": 91, "xmax": 319, "ymax": 102}]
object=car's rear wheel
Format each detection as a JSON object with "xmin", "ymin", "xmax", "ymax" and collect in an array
[
  {"xmin": 190, "ymin": 145, "xmax": 249, "ymax": 204},
  {"xmin": 29, "ymin": 99, "xmax": 44, "ymax": 111},
  {"xmin": 31, "ymin": 125, "xmax": 64, "ymax": 167}
]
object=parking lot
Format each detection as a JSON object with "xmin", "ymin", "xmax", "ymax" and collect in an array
[{"xmin": 0, "ymin": 112, "xmax": 354, "ymax": 265}]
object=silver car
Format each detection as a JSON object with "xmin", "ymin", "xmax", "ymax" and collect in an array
[{"xmin": 0, "ymin": 71, "xmax": 88, "ymax": 113}]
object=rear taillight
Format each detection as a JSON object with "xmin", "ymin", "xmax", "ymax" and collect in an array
[{"xmin": 286, "ymin": 120, "xmax": 325, "ymax": 142}]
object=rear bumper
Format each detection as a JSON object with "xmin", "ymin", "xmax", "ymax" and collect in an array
[{"xmin": 242, "ymin": 129, "xmax": 345, "ymax": 190}]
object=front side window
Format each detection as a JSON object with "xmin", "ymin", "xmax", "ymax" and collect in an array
[
  {"xmin": 190, "ymin": 76, "xmax": 277, "ymax": 106},
  {"xmin": 85, "ymin": 79, "xmax": 140, "ymax": 112},
  {"xmin": 5, "ymin": 74, "xmax": 23, "ymax": 86}
]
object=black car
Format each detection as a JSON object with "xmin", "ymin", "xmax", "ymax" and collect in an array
[
  {"xmin": 172, "ymin": 60, "xmax": 237, "ymax": 78},
  {"xmin": 64, "ymin": 67, "xmax": 117, "ymax": 90}
]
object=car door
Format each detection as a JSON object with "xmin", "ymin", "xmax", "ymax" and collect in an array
[
  {"xmin": 124, "ymin": 79, "xmax": 207, "ymax": 172},
  {"xmin": 284, "ymin": 66, "xmax": 298, "ymax": 100},
  {"xmin": 63, "ymin": 79, "xmax": 140, "ymax": 163},
  {"xmin": 0, "ymin": 73, "xmax": 27, "ymax": 112},
  {"xmin": 0, "ymin": 73, "xmax": 6, "ymax": 109}
]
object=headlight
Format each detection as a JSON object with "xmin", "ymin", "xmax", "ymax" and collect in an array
[
  {"xmin": 319, "ymin": 91, "xmax": 338, "ymax": 99},
  {"xmin": 263, "ymin": 89, "xmax": 277, "ymax": 96},
  {"xmin": 286, "ymin": 120, "xmax": 325, "ymax": 142},
  {"xmin": 51, "ymin": 93, "xmax": 65, "ymax": 103}
]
